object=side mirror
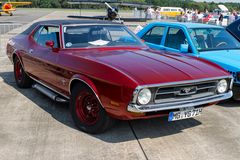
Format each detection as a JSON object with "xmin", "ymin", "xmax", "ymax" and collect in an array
[
  {"xmin": 180, "ymin": 44, "xmax": 189, "ymax": 53},
  {"xmin": 45, "ymin": 41, "xmax": 54, "ymax": 48}
]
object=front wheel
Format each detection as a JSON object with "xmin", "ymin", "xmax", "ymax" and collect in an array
[
  {"xmin": 70, "ymin": 84, "xmax": 115, "ymax": 134},
  {"xmin": 13, "ymin": 57, "xmax": 33, "ymax": 88}
]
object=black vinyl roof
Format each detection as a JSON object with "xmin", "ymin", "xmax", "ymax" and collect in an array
[
  {"xmin": 21, "ymin": 19, "xmax": 121, "ymax": 35},
  {"xmin": 35, "ymin": 19, "xmax": 120, "ymax": 25}
]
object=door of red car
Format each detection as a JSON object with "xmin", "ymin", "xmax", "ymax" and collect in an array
[{"xmin": 23, "ymin": 25, "xmax": 61, "ymax": 90}]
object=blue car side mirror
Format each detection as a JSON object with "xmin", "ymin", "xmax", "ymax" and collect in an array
[{"xmin": 180, "ymin": 44, "xmax": 189, "ymax": 53}]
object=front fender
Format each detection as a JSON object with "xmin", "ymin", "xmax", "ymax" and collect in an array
[
  {"xmin": 69, "ymin": 74, "xmax": 99, "ymax": 97},
  {"xmin": 68, "ymin": 74, "xmax": 137, "ymax": 119}
]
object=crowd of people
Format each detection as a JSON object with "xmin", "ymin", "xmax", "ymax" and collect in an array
[
  {"xmin": 183, "ymin": 9, "xmax": 239, "ymax": 25},
  {"xmin": 134, "ymin": 7, "xmax": 239, "ymax": 26},
  {"xmin": 144, "ymin": 7, "xmax": 157, "ymax": 19},
  {"xmin": 227, "ymin": 10, "xmax": 239, "ymax": 24}
]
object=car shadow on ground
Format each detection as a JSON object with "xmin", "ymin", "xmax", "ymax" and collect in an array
[
  {"xmin": 0, "ymin": 71, "xmax": 202, "ymax": 143},
  {"xmin": 217, "ymin": 99, "xmax": 239, "ymax": 108}
]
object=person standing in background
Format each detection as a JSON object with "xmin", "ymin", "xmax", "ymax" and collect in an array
[
  {"xmin": 155, "ymin": 7, "xmax": 161, "ymax": 20},
  {"xmin": 145, "ymin": 7, "xmax": 154, "ymax": 19},
  {"xmin": 144, "ymin": 7, "xmax": 148, "ymax": 19},
  {"xmin": 219, "ymin": 13, "xmax": 223, "ymax": 26},
  {"xmin": 186, "ymin": 11, "xmax": 192, "ymax": 22},
  {"xmin": 149, "ymin": 7, "xmax": 155, "ymax": 19},
  {"xmin": 229, "ymin": 11, "xmax": 235, "ymax": 24},
  {"xmin": 134, "ymin": 7, "xmax": 138, "ymax": 17},
  {"xmin": 234, "ymin": 11, "xmax": 239, "ymax": 20},
  {"xmin": 197, "ymin": 11, "xmax": 204, "ymax": 23}
]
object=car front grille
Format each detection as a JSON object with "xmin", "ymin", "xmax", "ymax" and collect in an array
[{"xmin": 154, "ymin": 81, "xmax": 218, "ymax": 104}]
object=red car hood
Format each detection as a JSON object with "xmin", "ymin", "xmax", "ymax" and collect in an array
[{"xmin": 73, "ymin": 48, "xmax": 229, "ymax": 85}]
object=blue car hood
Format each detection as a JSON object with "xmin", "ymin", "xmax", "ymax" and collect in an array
[{"xmin": 200, "ymin": 50, "xmax": 240, "ymax": 71}]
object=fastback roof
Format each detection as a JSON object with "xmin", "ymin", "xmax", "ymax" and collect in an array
[{"xmin": 35, "ymin": 19, "xmax": 121, "ymax": 25}]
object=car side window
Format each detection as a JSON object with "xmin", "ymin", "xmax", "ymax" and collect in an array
[
  {"xmin": 163, "ymin": 9, "xmax": 170, "ymax": 11},
  {"xmin": 33, "ymin": 26, "xmax": 60, "ymax": 48},
  {"xmin": 165, "ymin": 27, "xmax": 188, "ymax": 50},
  {"xmin": 141, "ymin": 26, "xmax": 165, "ymax": 45}
]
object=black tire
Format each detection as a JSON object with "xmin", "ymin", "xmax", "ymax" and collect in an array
[
  {"xmin": 70, "ymin": 84, "xmax": 115, "ymax": 134},
  {"xmin": 13, "ymin": 57, "xmax": 33, "ymax": 88},
  {"xmin": 232, "ymin": 85, "xmax": 240, "ymax": 101}
]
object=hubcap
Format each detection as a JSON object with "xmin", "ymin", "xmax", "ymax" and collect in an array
[{"xmin": 75, "ymin": 93, "xmax": 100, "ymax": 125}]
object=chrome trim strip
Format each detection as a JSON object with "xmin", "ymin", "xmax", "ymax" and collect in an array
[
  {"xmin": 155, "ymin": 85, "xmax": 216, "ymax": 96},
  {"xmin": 197, "ymin": 85, "xmax": 216, "ymax": 90},
  {"xmin": 128, "ymin": 91, "xmax": 233, "ymax": 113},
  {"xmin": 154, "ymin": 92, "xmax": 215, "ymax": 104},
  {"xmin": 230, "ymin": 78, "xmax": 234, "ymax": 90},
  {"xmin": 136, "ymin": 76, "xmax": 232, "ymax": 89},
  {"xmin": 30, "ymin": 76, "xmax": 70, "ymax": 99},
  {"xmin": 68, "ymin": 78, "xmax": 105, "ymax": 108},
  {"xmin": 62, "ymin": 24, "xmax": 123, "ymax": 27}
]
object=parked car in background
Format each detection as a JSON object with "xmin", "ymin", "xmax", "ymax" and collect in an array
[
  {"xmin": 157, "ymin": 7, "xmax": 184, "ymax": 17},
  {"xmin": 198, "ymin": 14, "xmax": 228, "ymax": 26},
  {"xmin": 137, "ymin": 22, "xmax": 240, "ymax": 99},
  {"xmin": 227, "ymin": 18, "xmax": 240, "ymax": 42},
  {"xmin": 7, "ymin": 20, "xmax": 233, "ymax": 133},
  {"xmin": 207, "ymin": 15, "xmax": 219, "ymax": 24},
  {"xmin": 201, "ymin": 14, "xmax": 213, "ymax": 23}
]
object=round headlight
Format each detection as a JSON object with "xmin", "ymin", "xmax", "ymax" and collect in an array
[
  {"xmin": 217, "ymin": 79, "xmax": 228, "ymax": 94},
  {"xmin": 137, "ymin": 88, "xmax": 152, "ymax": 105}
]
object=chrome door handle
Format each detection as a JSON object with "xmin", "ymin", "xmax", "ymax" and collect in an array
[{"xmin": 29, "ymin": 49, "xmax": 33, "ymax": 54}]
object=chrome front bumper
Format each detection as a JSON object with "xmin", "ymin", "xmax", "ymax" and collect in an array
[{"xmin": 127, "ymin": 91, "xmax": 233, "ymax": 113}]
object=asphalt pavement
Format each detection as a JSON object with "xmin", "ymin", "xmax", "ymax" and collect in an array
[
  {"xmin": 0, "ymin": 8, "xmax": 240, "ymax": 160},
  {"xmin": 0, "ymin": 9, "xmax": 52, "ymax": 34}
]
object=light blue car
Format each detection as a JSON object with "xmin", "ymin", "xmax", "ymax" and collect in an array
[{"xmin": 137, "ymin": 22, "xmax": 240, "ymax": 99}]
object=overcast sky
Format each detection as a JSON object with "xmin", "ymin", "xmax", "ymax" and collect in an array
[{"xmin": 195, "ymin": 0, "xmax": 240, "ymax": 2}]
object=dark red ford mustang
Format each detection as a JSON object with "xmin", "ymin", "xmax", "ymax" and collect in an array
[{"xmin": 7, "ymin": 20, "xmax": 233, "ymax": 133}]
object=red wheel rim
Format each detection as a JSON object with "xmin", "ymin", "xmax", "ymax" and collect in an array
[
  {"xmin": 75, "ymin": 92, "xmax": 100, "ymax": 125},
  {"xmin": 15, "ymin": 59, "xmax": 23, "ymax": 82}
]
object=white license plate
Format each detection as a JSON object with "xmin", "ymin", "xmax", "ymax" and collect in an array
[{"xmin": 168, "ymin": 107, "xmax": 203, "ymax": 121}]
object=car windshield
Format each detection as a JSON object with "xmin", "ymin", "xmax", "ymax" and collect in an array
[
  {"xmin": 188, "ymin": 28, "xmax": 240, "ymax": 51},
  {"xmin": 63, "ymin": 25, "xmax": 143, "ymax": 48}
]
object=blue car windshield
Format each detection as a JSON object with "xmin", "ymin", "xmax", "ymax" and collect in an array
[
  {"xmin": 63, "ymin": 25, "xmax": 144, "ymax": 48},
  {"xmin": 188, "ymin": 28, "xmax": 240, "ymax": 51}
]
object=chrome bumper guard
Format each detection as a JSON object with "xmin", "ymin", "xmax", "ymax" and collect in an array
[{"xmin": 127, "ymin": 91, "xmax": 232, "ymax": 113}]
